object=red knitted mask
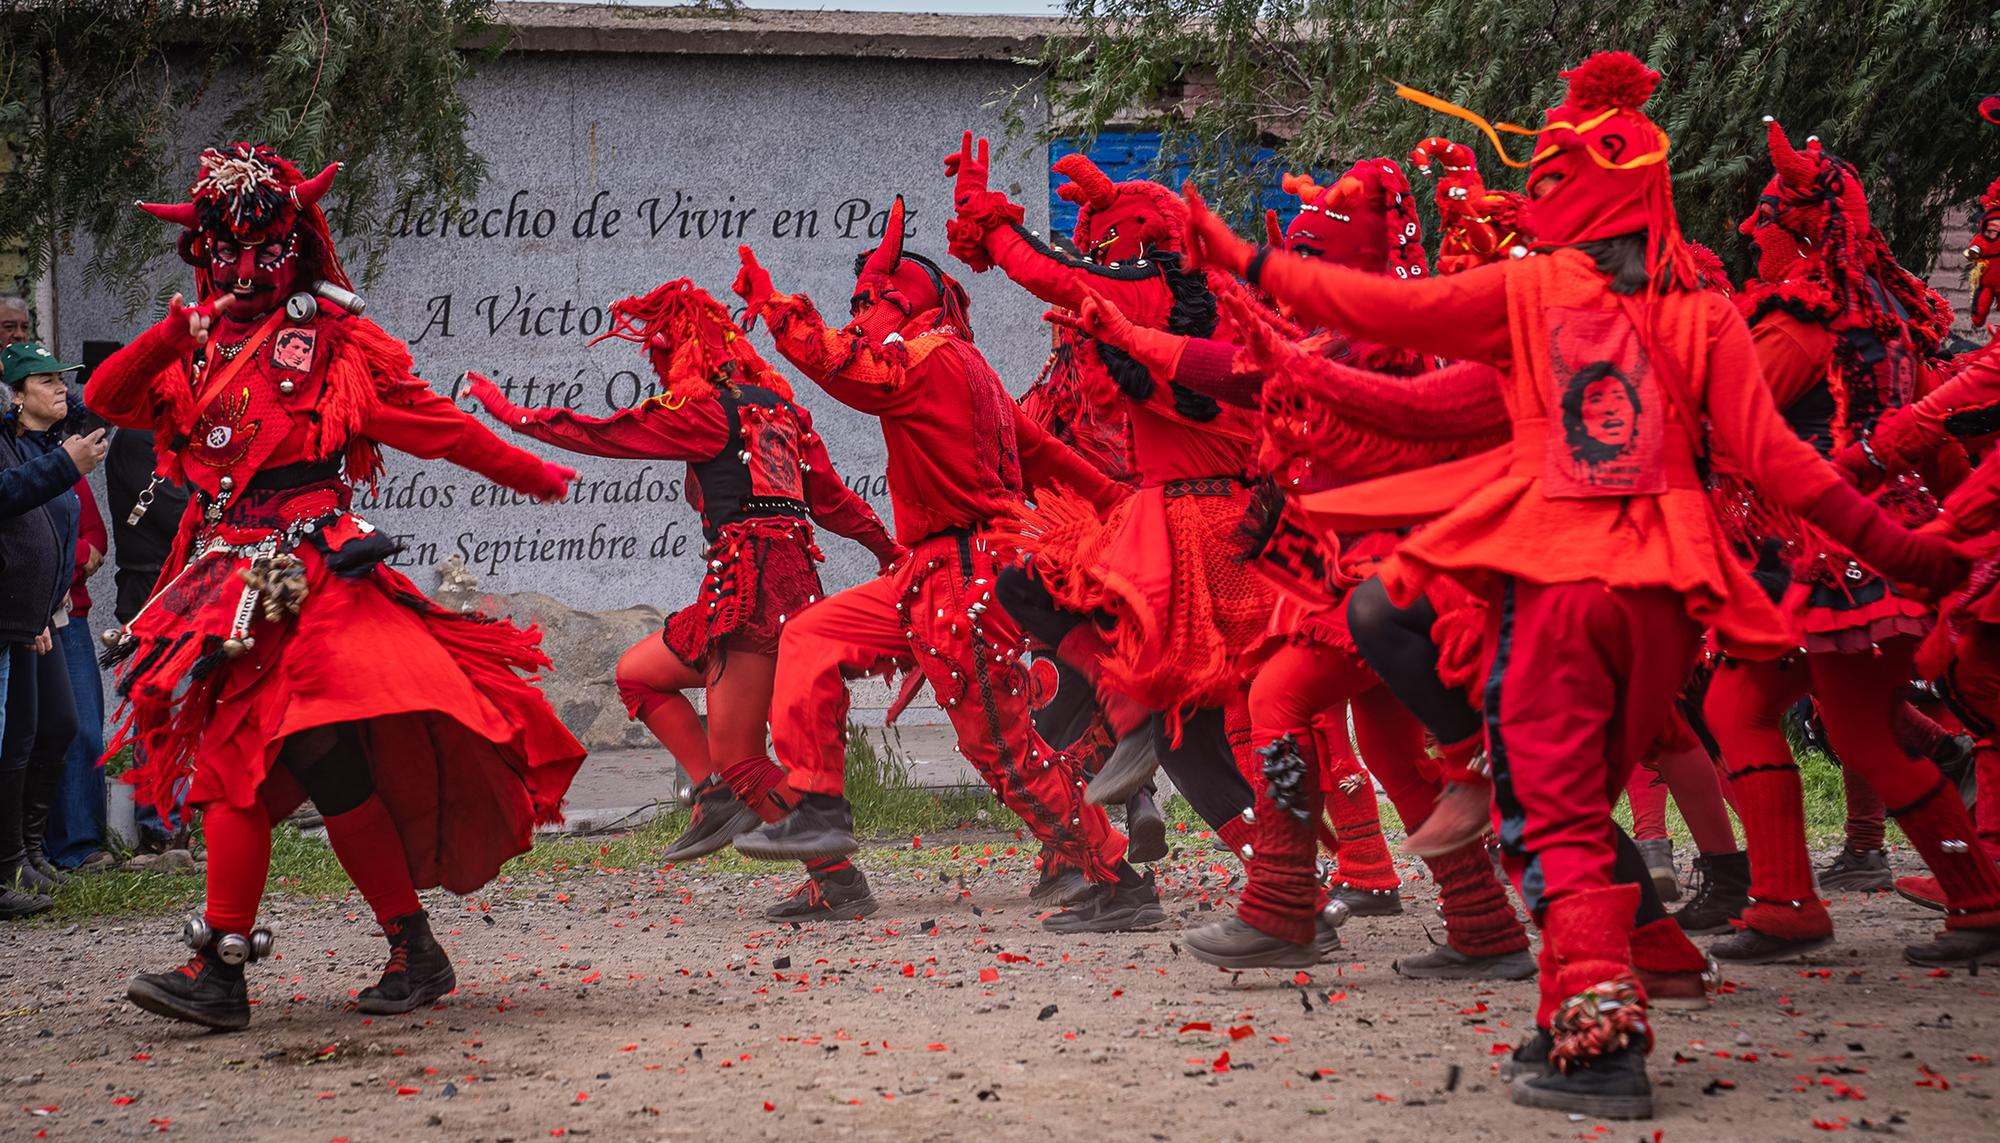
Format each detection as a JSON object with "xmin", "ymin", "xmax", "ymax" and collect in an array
[
  {"xmin": 1053, "ymin": 153, "xmax": 1187, "ymax": 264},
  {"xmin": 1280, "ymin": 159, "xmax": 1427, "ymax": 278},
  {"xmin": 1522, "ymin": 54, "xmax": 1671, "ymax": 248},
  {"xmin": 1739, "ymin": 120, "xmax": 1869, "ymax": 283}
]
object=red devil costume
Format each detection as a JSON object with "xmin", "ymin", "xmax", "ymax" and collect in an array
[
  {"xmin": 86, "ymin": 144, "xmax": 585, "ymax": 1031},
  {"xmin": 1184, "ymin": 54, "xmax": 1965, "ymax": 1118},
  {"xmin": 467, "ymin": 280, "xmax": 901, "ymax": 919},
  {"xmin": 1967, "ymin": 96, "xmax": 2000, "ymax": 330},
  {"xmin": 1408, "ymin": 137, "xmax": 1531, "ymax": 275},
  {"xmin": 1055, "ymin": 162, "xmax": 1533, "ymax": 978},
  {"xmin": 727, "ymin": 202, "xmax": 1166, "ymax": 932},
  {"xmin": 945, "ymin": 137, "xmax": 1277, "ymax": 853},
  {"xmin": 1699, "ymin": 118, "xmax": 2000, "ymax": 968}
]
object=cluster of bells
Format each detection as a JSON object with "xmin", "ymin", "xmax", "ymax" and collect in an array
[
  {"xmin": 182, "ymin": 917, "xmax": 278, "ymax": 966},
  {"xmin": 241, "ymin": 552, "xmax": 310, "ymax": 625}
]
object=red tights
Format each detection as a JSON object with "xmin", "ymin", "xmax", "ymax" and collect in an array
[{"xmin": 616, "ymin": 636, "xmax": 794, "ymax": 821}]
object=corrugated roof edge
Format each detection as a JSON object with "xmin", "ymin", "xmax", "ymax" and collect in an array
[{"xmin": 479, "ymin": 2, "xmax": 1071, "ymax": 61}]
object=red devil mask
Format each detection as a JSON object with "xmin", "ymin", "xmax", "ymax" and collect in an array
[
  {"xmin": 1053, "ymin": 154, "xmax": 1186, "ymax": 265},
  {"xmin": 593, "ymin": 279, "xmax": 794, "ymax": 403},
  {"xmin": 138, "ymin": 143, "xmax": 346, "ymax": 323},
  {"xmin": 1277, "ymin": 160, "xmax": 1427, "ymax": 279},
  {"xmin": 849, "ymin": 196, "xmax": 972, "ymax": 343},
  {"xmin": 1739, "ymin": 119, "xmax": 1874, "ymax": 283},
  {"xmin": 1395, "ymin": 51, "xmax": 1693, "ymax": 287},
  {"xmin": 1410, "ymin": 137, "xmax": 1531, "ymax": 274}
]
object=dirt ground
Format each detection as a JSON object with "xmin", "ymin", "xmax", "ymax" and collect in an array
[{"xmin": 3, "ymin": 838, "xmax": 1995, "ymax": 1142}]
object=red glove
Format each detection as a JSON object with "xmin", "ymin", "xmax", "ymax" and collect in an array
[
  {"xmin": 463, "ymin": 371, "xmax": 529, "ymax": 425},
  {"xmin": 166, "ymin": 291, "xmax": 234, "ymax": 350},
  {"xmin": 1828, "ymin": 439, "xmax": 1885, "ymax": 492},
  {"xmin": 1042, "ymin": 290, "xmax": 1188, "ymax": 379},
  {"xmin": 1180, "ymin": 183, "xmax": 1255, "ymax": 278},
  {"xmin": 523, "ymin": 461, "xmax": 578, "ymax": 504},
  {"xmin": 944, "ymin": 131, "xmax": 992, "ymax": 213},
  {"xmin": 1806, "ymin": 479, "xmax": 1968, "ymax": 596},
  {"xmin": 733, "ymin": 245, "xmax": 776, "ymax": 324}
]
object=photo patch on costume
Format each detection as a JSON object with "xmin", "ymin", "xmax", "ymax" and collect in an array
[
  {"xmin": 1543, "ymin": 306, "xmax": 1664, "ymax": 499},
  {"xmin": 270, "ymin": 328, "xmax": 316, "ymax": 374}
]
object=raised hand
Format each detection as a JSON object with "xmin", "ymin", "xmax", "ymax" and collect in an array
[
  {"xmin": 1180, "ymin": 183, "xmax": 1256, "ymax": 278},
  {"xmin": 459, "ymin": 371, "xmax": 524, "ymax": 424},
  {"xmin": 529, "ymin": 461, "xmax": 578, "ymax": 505},
  {"xmin": 171, "ymin": 292, "xmax": 235, "ymax": 347},
  {"xmin": 944, "ymin": 130, "xmax": 992, "ymax": 209},
  {"xmin": 62, "ymin": 427, "xmax": 109, "ymax": 475},
  {"xmin": 1041, "ymin": 290, "xmax": 1138, "ymax": 352},
  {"xmin": 733, "ymin": 245, "xmax": 776, "ymax": 323}
]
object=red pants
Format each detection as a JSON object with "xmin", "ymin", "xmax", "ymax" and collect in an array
[
  {"xmin": 1486, "ymin": 581, "xmax": 1699, "ymax": 917},
  {"xmin": 1943, "ymin": 624, "xmax": 2000, "ymax": 863},
  {"xmin": 1708, "ymin": 639, "xmax": 2000, "ymax": 936},
  {"xmin": 771, "ymin": 532, "xmax": 1126, "ymax": 882}
]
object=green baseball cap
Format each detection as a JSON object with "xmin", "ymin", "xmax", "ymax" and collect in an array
[{"xmin": 1, "ymin": 341, "xmax": 82, "ymax": 390}]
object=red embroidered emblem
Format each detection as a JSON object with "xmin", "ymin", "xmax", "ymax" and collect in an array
[
  {"xmin": 1543, "ymin": 306, "xmax": 1665, "ymax": 498},
  {"xmin": 189, "ymin": 387, "xmax": 260, "ymax": 470},
  {"xmin": 270, "ymin": 327, "xmax": 316, "ymax": 373},
  {"xmin": 1027, "ymin": 656, "xmax": 1061, "ymax": 711}
]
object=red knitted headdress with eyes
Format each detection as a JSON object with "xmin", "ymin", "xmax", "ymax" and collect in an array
[{"xmin": 593, "ymin": 279, "xmax": 794, "ymax": 403}]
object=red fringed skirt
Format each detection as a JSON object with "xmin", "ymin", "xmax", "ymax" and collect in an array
[
  {"xmin": 662, "ymin": 517, "xmax": 827, "ymax": 667},
  {"xmin": 108, "ymin": 524, "xmax": 586, "ymax": 895}
]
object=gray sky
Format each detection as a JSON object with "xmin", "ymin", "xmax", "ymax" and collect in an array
[{"xmin": 568, "ymin": 0, "xmax": 1068, "ymax": 13}]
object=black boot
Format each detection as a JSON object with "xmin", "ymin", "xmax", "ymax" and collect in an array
[
  {"xmin": 1085, "ymin": 716, "xmax": 1162, "ymax": 806},
  {"xmin": 767, "ymin": 863, "xmax": 879, "ymax": 922},
  {"xmin": 1818, "ymin": 845, "xmax": 1892, "ymax": 892},
  {"xmin": 1124, "ymin": 787, "xmax": 1168, "ymax": 864},
  {"xmin": 1500, "ymin": 1027, "xmax": 1555, "ymax": 1082},
  {"xmin": 1183, "ymin": 915, "xmax": 1315, "ymax": 968},
  {"xmin": 1043, "ymin": 868, "xmax": 1167, "ymax": 934},
  {"xmin": 662, "ymin": 776, "xmax": 763, "ymax": 863},
  {"xmin": 1710, "ymin": 925, "xmax": 1833, "ymax": 964},
  {"xmin": 1314, "ymin": 904, "xmax": 1344, "ymax": 962},
  {"xmin": 1671, "ymin": 852, "xmax": 1750, "ymax": 935},
  {"xmin": 0, "ymin": 770, "xmax": 52, "ymax": 919},
  {"xmin": 1332, "ymin": 883, "xmax": 1404, "ymax": 917},
  {"xmin": 1028, "ymin": 856, "xmax": 1094, "ymax": 906},
  {"xmin": 1902, "ymin": 926, "xmax": 2000, "ymax": 968},
  {"xmin": 357, "ymin": 911, "xmax": 457, "ymax": 1015},
  {"xmin": 19, "ymin": 756, "xmax": 69, "ymax": 888},
  {"xmin": 127, "ymin": 921, "xmax": 259, "ymax": 1031},
  {"xmin": 734, "ymin": 792, "xmax": 858, "ymax": 861},
  {"xmin": 1510, "ymin": 1041, "xmax": 1653, "ymax": 1119}
]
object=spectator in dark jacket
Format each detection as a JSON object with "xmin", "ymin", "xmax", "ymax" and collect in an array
[
  {"xmin": 0, "ymin": 342, "xmax": 106, "ymax": 917},
  {"xmin": 48, "ymin": 475, "xmax": 111, "ymax": 869}
]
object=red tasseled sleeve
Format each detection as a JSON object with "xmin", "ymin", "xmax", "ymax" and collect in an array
[
  {"xmin": 1014, "ymin": 406, "xmax": 1122, "ymax": 512},
  {"xmin": 488, "ymin": 392, "xmax": 732, "ymax": 462},
  {"xmin": 975, "ymin": 223, "xmax": 1176, "ymax": 316},
  {"xmin": 84, "ymin": 317, "xmax": 196, "ymax": 433},
  {"xmin": 794, "ymin": 402, "xmax": 898, "ymax": 563},
  {"xmin": 759, "ymin": 293, "xmax": 924, "ymax": 417},
  {"xmin": 1253, "ymin": 252, "xmax": 1514, "ymax": 366}
]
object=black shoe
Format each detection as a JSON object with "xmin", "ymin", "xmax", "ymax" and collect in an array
[
  {"xmin": 1672, "ymin": 851, "xmax": 1750, "ymax": 935},
  {"xmin": 0, "ymin": 885, "xmax": 53, "ymax": 920},
  {"xmin": 1500, "ymin": 1028, "xmax": 1555, "ymax": 1083},
  {"xmin": 1314, "ymin": 907, "xmax": 1344, "ymax": 962},
  {"xmin": 1028, "ymin": 861, "xmax": 1094, "ymax": 906},
  {"xmin": 1710, "ymin": 925, "xmax": 1833, "ymax": 964},
  {"xmin": 663, "ymin": 777, "xmax": 763, "ymax": 862},
  {"xmin": 766, "ymin": 864, "xmax": 879, "ymax": 922},
  {"xmin": 128, "ymin": 945, "xmax": 250, "ymax": 1031},
  {"xmin": 1124, "ymin": 789, "xmax": 1168, "ymax": 864},
  {"xmin": 23, "ymin": 846, "xmax": 70, "ymax": 888},
  {"xmin": 1393, "ymin": 941, "xmax": 1536, "ymax": 980},
  {"xmin": 1184, "ymin": 915, "xmax": 1316, "ymax": 968},
  {"xmin": 1902, "ymin": 926, "xmax": 2000, "ymax": 968},
  {"xmin": 13, "ymin": 858, "xmax": 62, "ymax": 894},
  {"xmin": 1043, "ymin": 871, "xmax": 1167, "ymax": 934},
  {"xmin": 1818, "ymin": 845, "xmax": 1892, "ymax": 892},
  {"xmin": 1510, "ymin": 1041, "xmax": 1653, "ymax": 1119},
  {"xmin": 1085, "ymin": 718, "xmax": 1161, "ymax": 806},
  {"xmin": 1635, "ymin": 837, "xmax": 1679, "ymax": 903},
  {"xmin": 357, "ymin": 911, "xmax": 457, "ymax": 1015},
  {"xmin": 1332, "ymin": 883, "xmax": 1403, "ymax": 917},
  {"xmin": 734, "ymin": 793, "xmax": 858, "ymax": 861}
]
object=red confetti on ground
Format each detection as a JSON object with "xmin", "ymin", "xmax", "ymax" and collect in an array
[
  {"xmin": 1211, "ymin": 1051, "xmax": 1231, "ymax": 1073},
  {"xmin": 1227, "ymin": 1025, "xmax": 1254, "ymax": 1041},
  {"xmin": 1179, "ymin": 1021, "xmax": 1213, "ymax": 1034},
  {"xmin": 1292, "ymin": 971, "xmax": 1312, "ymax": 986},
  {"xmin": 763, "ymin": 1102, "xmax": 775, "ymax": 1112},
  {"xmin": 1812, "ymin": 1117, "xmax": 1849, "ymax": 1131},
  {"xmin": 1490, "ymin": 1043, "xmax": 1514, "ymax": 1056},
  {"xmin": 926, "ymin": 1043, "xmax": 948, "ymax": 1052},
  {"xmin": 978, "ymin": 967, "xmax": 999, "ymax": 984},
  {"xmin": 113, "ymin": 1097, "xmax": 137, "ymax": 1106},
  {"xmin": 396, "ymin": 1086, "xmax": 419, "ymax": 1096}
]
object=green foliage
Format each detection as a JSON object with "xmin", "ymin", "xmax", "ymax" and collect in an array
[
  {"xmin": 1043, "ymin": 0, "xmax": 2000, "ymax": 278},
  {"xmin": 0, "ymin": 0, "xmax": 492, "ymax": 312}
]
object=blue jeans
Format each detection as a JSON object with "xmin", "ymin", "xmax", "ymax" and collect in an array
[{"xmin": 48, "ymin": 620, "xmax": 107, "ymax": 865}]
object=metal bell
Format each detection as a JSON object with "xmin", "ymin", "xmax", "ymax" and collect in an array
[
  {"xmin": 248, "ymin": 926, "xmax": 278, "ymax": 960},
  {"xmin": 100, "ymin": 626, "xmax": 128, "ymax": 649},
  {"xmin": 1322, "ymin": 898, "xmax": 1353, "ymax": 929},
  {"xmin": 219, "ymin": 475, "xmax": 235, "ymax": 490},
  {"xmin": 278, "ymin": 379, "xmax": 296, "ymax": 396},
  {"xmin": 285, "ymin": 292, "xmax": 319, "ymax": 324},
  {"xmin": 182, "ymin": 917, "xmax": 213, "ymax": 950},
  {"xmin": 215, "ymin": 932, "xmax": 252, "ymax": 965},
  {"xmin": 222, "ymin": 638, "xmax": 248, "ymax": 658}
]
